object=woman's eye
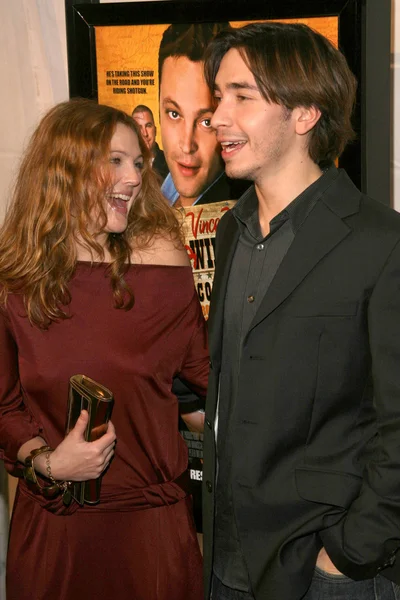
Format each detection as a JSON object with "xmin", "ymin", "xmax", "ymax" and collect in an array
[
  {"xmin": 135, "ymin": 162, "xmax": 144, "ymax": 171},
  {"xmin": 110, "ymin": 156, "xmax": 121, "ymax": 165}
]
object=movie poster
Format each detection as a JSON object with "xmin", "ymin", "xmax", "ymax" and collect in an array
[
  {"xmin": 95, "ymin": 18, "xmax": 337, "ymax": 123},
  {"xmin": 94, "ymin": 17, "xmax": 338, "ymax": 531},
  {"xmin": 181, "ymin": 200, "xmax": 235, "ymax": 319},
  {"xmin": 95, "ymin": 16, "xmax": 338, "ymax": 301}
]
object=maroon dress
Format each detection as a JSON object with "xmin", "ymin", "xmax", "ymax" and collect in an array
[{"xmin": 0, "ymin": 263, "xmax": 208, "ymax": 600}]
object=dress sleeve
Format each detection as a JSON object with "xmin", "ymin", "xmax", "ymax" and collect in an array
[
  {"xmin": 176, "ymin": 289, "xmax": 209, "ymax": 402},
  {"xmin": 0, "ymin": 306, "xmax": 43, "ymax": 475}
]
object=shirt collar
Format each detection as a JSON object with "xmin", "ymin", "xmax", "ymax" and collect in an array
[
  {"xmin": 232, "ymin": 163, "xmax": 339, "ymax": 236},
  {"xmin": 161, "ymin": 171, "xmax": 225, "ymax": 206}
]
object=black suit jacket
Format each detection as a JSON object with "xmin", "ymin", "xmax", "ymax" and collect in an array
[{"xmin": 202, "ymin": 168, "xmax": 400, "ymax": 599}]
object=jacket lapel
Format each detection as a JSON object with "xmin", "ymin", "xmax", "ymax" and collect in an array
[
  {"xmin": 247, "ymin": 170, "xmax": 361, "ymax": 332},
  {"xmin": 208, "ymin": 212, "xmax": 239, "ymax": 367}
]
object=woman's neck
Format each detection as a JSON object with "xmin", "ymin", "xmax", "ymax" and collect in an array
[{"xmin": 75, "ymin": 233, "xmax": 110, "ymax": 263}]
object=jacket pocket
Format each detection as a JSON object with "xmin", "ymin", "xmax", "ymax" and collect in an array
[
  {"xmin": 295, "ymin": 467, "xmax": 362, "ymax": 508},
  {"xmin": 286, "ymin": 300, "xmax": 358, "ymax": 318}
]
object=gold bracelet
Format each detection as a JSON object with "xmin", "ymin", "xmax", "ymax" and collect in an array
[
  {"xmin": 23, "ymin": 446, "xmax": 71, "ymax": 500},
  {"xmin": 23, "ymin": 446, "xmax": 59, "ymax": 497},
  {"xmin": 45, "ymin": 452, "xmax": 71, "ymax": 497}
]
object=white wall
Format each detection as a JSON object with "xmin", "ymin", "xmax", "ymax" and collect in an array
[{"xmin": 0, "ymin": 1, "xmax": 69, "ymax": 221}]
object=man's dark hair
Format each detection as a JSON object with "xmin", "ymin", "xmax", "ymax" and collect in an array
[
  {"xmin": 204, "ymin": 22, "xmax": 357, "ymax": 167},
  {"xmin": 132, "ymin": 104, "xmax": 154, "ymax": 121},
  {"xmin": 158, "ymin": 22, "xmax": 230, "ymax": 88}
]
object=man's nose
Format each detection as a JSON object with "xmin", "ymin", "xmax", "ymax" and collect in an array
[
  {"xmin": 179, "ymin": 123, "xmax": 198, "ymax": 154},
  {"xmin": 211, "ymin": 101, "xmax": 232, "ymax": 130}
]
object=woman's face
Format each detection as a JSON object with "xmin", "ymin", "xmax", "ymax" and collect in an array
[{"xmin": 102, "ymin": 122, "xmax": 143, "ymax": 235}]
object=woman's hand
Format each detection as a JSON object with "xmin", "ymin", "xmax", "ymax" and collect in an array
[{"xmin": 34, "ymin": 410, "xmax": 116, "ymax": 482}]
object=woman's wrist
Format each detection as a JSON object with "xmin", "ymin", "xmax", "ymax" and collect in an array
[
  {"xmin": 23, "ymin": 445, "xmax": 72, "ymax": 502},
  {"xmin": 17, "ymin": 436, "xmax": 47, "ymax": 465},
  {"xmin": 25, "ymin": 446, "xmax": 63, "ymax": 482},
  {"xmin": 18, "ymin": 438, "xmax": 63, "ymax": 479},
  {"xmin": 30, "ymin": 450, "xmax": 50, "ymax": 478}
]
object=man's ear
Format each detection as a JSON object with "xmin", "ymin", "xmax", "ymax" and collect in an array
[{"xmin": 294, "ymin": 105, "xmax": 321, "ymax": 135}]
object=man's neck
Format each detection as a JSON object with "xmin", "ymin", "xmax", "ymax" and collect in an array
[
  {"xmin": 176, "ymin": 196, "xmax": 198, "ymax": 208},
  {"xmin": 255, "ymin": 159, "xmax": 323, "ymax": 237}
]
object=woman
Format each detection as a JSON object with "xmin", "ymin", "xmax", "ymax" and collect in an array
[{"xmin": 0, "ymin": 99, "xmax": 208, "ymax": 600}]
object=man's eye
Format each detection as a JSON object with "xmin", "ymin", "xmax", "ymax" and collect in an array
[
  {"xmin": 199, "ymin": 118, "xmax": 212, "ymax": 129},
  {"xmin": 167, "ymin": 110, "xmax": 180, "ymax": 120},
  {"xmin": 214, "ymin": 95, "xmax": 222, "ymax": 103}
]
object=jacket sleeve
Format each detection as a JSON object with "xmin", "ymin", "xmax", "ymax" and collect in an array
[
  {"xmin": 0, "ymin": 306, "xmax": 42, "ymax": 476},
  {"xmin": 321, "ymin": 238, "xmax": 400, "ymax": 578}
]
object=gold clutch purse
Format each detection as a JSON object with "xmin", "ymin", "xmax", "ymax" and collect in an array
[{"xmin": 65, "ymin": 374, "xmax": 114, "ymax": 505}]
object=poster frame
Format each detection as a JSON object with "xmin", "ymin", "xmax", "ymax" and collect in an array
[{"xmin": 65, "ymin": 0, "xmax": 391, "ymax": 202}]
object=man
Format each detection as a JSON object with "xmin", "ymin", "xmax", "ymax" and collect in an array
[
  {"xmin": 158, "ymin": 23, "xmax": 249, "ymax": 207},
  {"xmin": 158, "ymin": 23, "xmax": 249, "ymax": 537},
  {"xmin": 202, "ymin": 22, "xmax": 400, "ymax": 600},
  {"xmin": 132, "ymin": 104, "xmax": 169, "ymax": 180}
]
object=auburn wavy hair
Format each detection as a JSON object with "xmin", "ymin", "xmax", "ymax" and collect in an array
[{"xmin": 0, "ymin": 98, "xmax": 181, "ymax": 328}]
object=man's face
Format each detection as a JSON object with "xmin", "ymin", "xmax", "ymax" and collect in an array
[
  {"xmin": 211, "ymin": 48, "xmax": 298, "ymax": 186},
  {"xmin": 132, "ymin": 110, "xmax": 156, "ymax": 152},
  {"xmin": 160, "ymin": 56, "xmax": 223, "ymax": 206}
]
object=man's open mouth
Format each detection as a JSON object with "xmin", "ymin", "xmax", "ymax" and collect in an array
[{"xmin": 220, "ymin": 141, "xmax": 246, "ymax": 154}]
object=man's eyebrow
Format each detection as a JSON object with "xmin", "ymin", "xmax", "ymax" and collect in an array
[
  {"xmin": 161, "ymin": 97, "xmax": 215, "ymax": 117},
  {"xmin": 214, "ymin": 81, "xmax": 259, "ymax": 92},
  {"xmin": 161, "ymin": 97, "xmax": 181, "ymax": 111},
  {"xmin": 196, "ymin": 107, "xmax": 215, "ymax": 118}
]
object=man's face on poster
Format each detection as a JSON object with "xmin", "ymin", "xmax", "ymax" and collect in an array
[
  {"xmin": 132, "ymin": 110, "xmax": 157, "ymax": 152},
  {"xmin": 160, "ymin": 56, "xmax": 223, "ymax": 205}
]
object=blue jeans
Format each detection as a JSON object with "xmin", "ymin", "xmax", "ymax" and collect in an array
[
  {"xmin": 211, "ymin": 571, "xmax": 400, "ymax": 600},
  {"xmin": 303, "ymin": 567, "xmax": 400, "ymax": 600}
]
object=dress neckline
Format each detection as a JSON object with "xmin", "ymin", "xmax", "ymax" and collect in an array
[{"xmin": 75, "ymin": 260, "xmax": 190, "ymax": 269}]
